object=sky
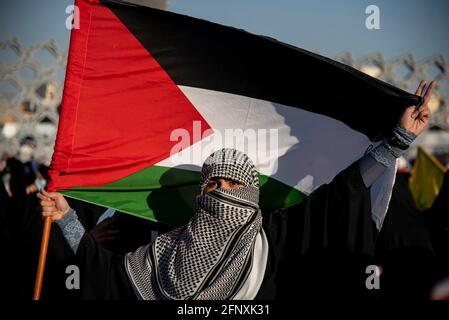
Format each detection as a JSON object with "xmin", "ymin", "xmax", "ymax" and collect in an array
[{"xmin": 0, "ymin": 0, "xmax": 448, "ymax": 62}]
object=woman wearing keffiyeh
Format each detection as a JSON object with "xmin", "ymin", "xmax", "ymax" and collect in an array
[{"xmin": 38, "ymin": 81, "xmax": 436, "ymax": 300}]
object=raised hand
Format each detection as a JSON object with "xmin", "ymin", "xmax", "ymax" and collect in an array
[{"xmin": 400, "ymin": 80, "xmax": 436, "ymax": 136}]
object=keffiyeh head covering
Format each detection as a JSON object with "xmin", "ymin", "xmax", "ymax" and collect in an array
[{"xmin": 125, "ymin": 148, "xmax": 265, "ymax": 300}]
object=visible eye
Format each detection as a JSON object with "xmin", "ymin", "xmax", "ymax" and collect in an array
[
  {"xmin": 226, "ymin": 179, "xmax": 243, "ymax": 189},
  {"xmin": 207, "ymin": 180, "xmax": 218, "ymax": 188},
  {"xmin": 204, "ymin": 179, "xmax": 219, "ymax": 192}
]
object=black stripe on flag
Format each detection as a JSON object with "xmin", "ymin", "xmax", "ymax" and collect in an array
[{"xmin": 104, "ymin": 0, "xmax": 422, "ymax": 141}]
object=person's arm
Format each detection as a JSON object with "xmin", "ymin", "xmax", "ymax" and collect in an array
[
  {"xmin": 359, "ymin": 126, "xmax": 416, "ymax": 187},
  {"xmin": 359, "ymin": 80, "xmax": 435, "ymax": 187},
  {"xmin": 37, "ymin": 189, "xmax": 85, "ymax": 253},
  {"xmin": 280, "ymin": 80, "xmax": 436, "ymax": 249},
  {"xmin": 54, "ymin": 208, "xmax": 86, "ymax": 253},
  {"xmin": 37, "ymin": 190, "xmax": 136, "ymax": 299}
]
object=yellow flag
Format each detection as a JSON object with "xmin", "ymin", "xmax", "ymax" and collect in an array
[{"xmin": 409, "ymin": 146, "xmax": 447, "ymax": 211}]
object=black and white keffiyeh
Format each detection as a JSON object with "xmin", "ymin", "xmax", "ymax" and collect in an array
[{"xmin": 124, "ymin": 148, "xmax": 267, "ymax": 300}]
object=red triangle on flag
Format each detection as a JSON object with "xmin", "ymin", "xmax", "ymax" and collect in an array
[{"xmin": 49, "ymin": 0, "xmax": 211, "ymax": 190}]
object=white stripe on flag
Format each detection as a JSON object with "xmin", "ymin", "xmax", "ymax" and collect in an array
[{"xmin": 158, "ymin": 86, "xmax": 370, "ymax": 193}]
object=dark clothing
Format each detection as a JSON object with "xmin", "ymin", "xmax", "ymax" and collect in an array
[
  {"xmin": 422, "ymin": 170, "xmax": 449, "ymax": 258},
  {"xmin": 75, "ymin": 162, "xmax": 378, "ymax": 300},
  {"xmin": 376, "ymin": 171, "xmax": 449, "ymax": 300},
  {"xmin": 422, "ymin": 171, "xmax": 449, "ymax": 289},
  {"xmin": 15, "ymin": 196, "xmax": 107, "ymax": 299},
  {"xmin": 256, "ymin": 161, "xmax": 377, "ymax": 299},
  {"xmin": 376, "ymin": 172, "xmax": 435, "ymax": 299},
  {"xmin": 77, "ymin": 232, "xmax": 136, "ymax": 300},
  {"xmin": 95, "ymin": 213, "xmax": 172, "ymax": 255},
  {"xmin": 0, "ymin": 176, "xmax": 16, "ymax": 300}
]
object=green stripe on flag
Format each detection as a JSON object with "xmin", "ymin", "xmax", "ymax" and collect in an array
[{"xmin": 60, "ymin": 165, "xmax": 306, "ymax": 226}]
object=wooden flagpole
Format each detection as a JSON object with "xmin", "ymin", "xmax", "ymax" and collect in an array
[{"xmin": 32, "ymin": 216, "xmax": 52, "ymax": 300}]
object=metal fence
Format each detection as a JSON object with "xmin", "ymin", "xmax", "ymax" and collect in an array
[{"xmin": 0, "ymin": 38, "xmax": 67, "ymax": 165}]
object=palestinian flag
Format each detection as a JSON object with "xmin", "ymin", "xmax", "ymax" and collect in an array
[{"xmin": 49, "ymin": 0, "xmax": 422, "ymax": 227}]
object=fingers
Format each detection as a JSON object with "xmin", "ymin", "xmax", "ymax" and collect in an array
[
  {"xmin": 412, "ymin": 106, "xmax": 422, "ymax": 119},
  {"xmin": 41, "ymin": 203, "xmax": 57, "ymax": 212},
  {"xmin": 37, "ymin": 191, "xmax": 50, "ymax": 201},
  {"xmin": 417, "ymin": 107, "xmax": 431, "ymax": 122},
  {"xmin": 41, "ymin": 208, "xmax": 59, "ymax": 217},
  {"xmin": 412, "ymin": 81, "xmax": 437, "ymax": 118},
  {"xmin": 41, "ymin": 189, "xmax": 61, "ymax": 200},
  {"xmin": 415, "ymin": 80, "xmax": 427, "ymax": 96},
  {"xmin": 41, "ymin": 205, "xmax": 64, "ymax": 221},
  {"xmin": 38, "ymin": 192, "xmax": 55, "ymax": 206},
  {"xmin": 413, "ymin": 106, "xmax": 430, "ymax": 120},
  {"xmin": 40, "ymin": 200, "xmax": 55, "ymax": 207},
  {"xmin": 38, "ymin": 190, "xmax": 52, "ymax": 202},
  {"xmin": 39, "ymin": 190, "xmax": 69, "ymax": 220},
  {"xmin": 26, "ymin": 184, "xmax": 37, "ymax": 195},
  {"xmin": 46, "ymin": 192, "xmax": 61, "ymax": 200},
  {"xmin": 38, "ymin": 190, "xmax": 59, "ymax": 219},
  {"xmin": 42, "ymin": 210, "xmax": 57, "ymax": 217},
  {"xmin": 422, "ymin": 81, "xmax": 437, "ymax": 106}
]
